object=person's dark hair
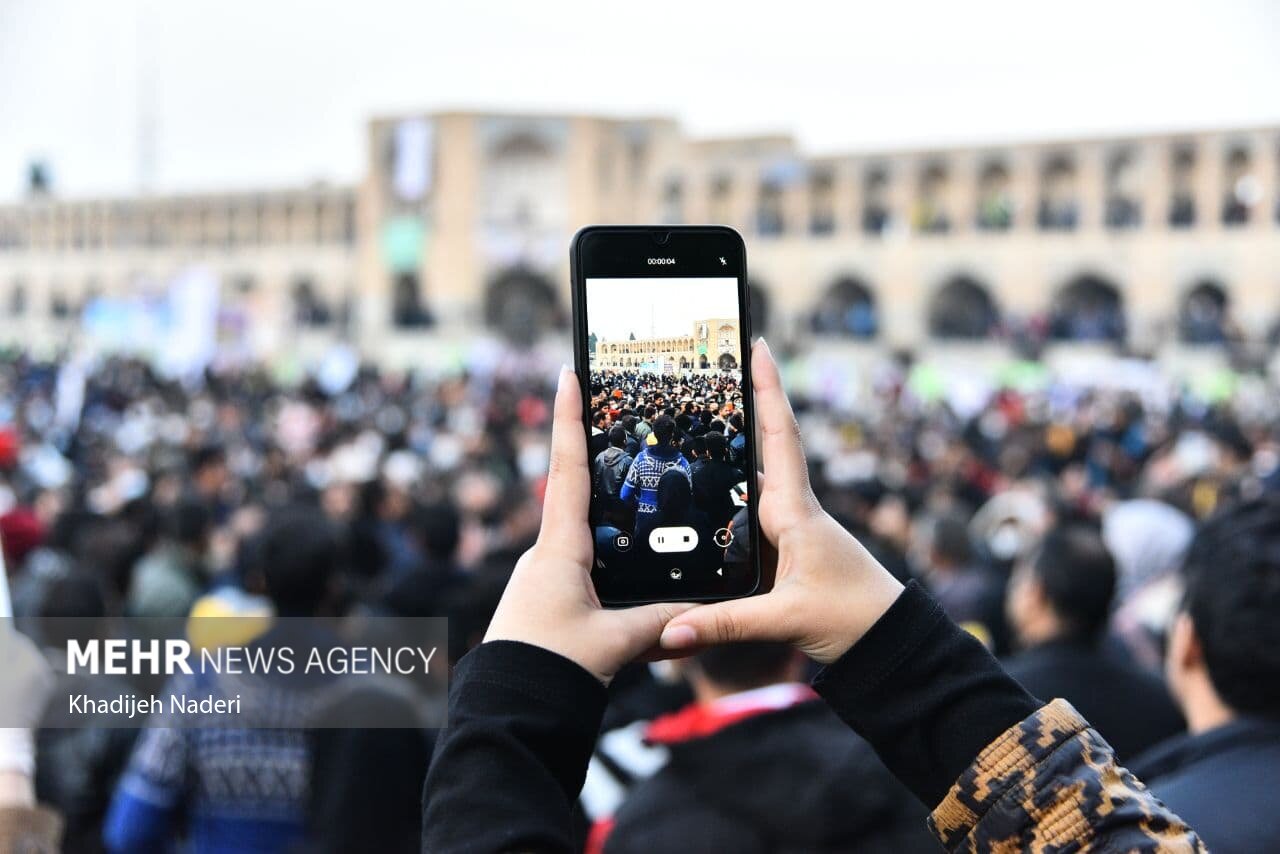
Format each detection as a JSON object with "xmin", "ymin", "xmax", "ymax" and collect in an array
[
  {"xmin": 1031, "ymin": 524, "xmax": 1116, "ymax": 641},
  {"xmin": 608, "ymin": 425, "xmax": 627, "ymax": 449},
  {"xmin": 708, "ymin": 418, "xmax": 726, "ymax": 434},
  {"xmin": 1181, "ymin": 496, "xmax": 1280, "ymax": 717},
  {"xmin": 653, "ymin": 469, "xmax": 693, "ymax": 526},
  {"xmin": 621, "ymin": 415, "xmax": 639, "ymax": 434},
  {"xmin": 694, "ymin": 642, "xmax": 795, "ymax": 692},
  {"xmin": 705, "ymin": 431, "xmax": 728, "ymax": 461},
  {"xmin": 38, "ymin": 571, "xmax": 109, "ymax": 649},
  {"xmin": 410, "ymin": 501, "xmax": 461, "ymax": 562},
  {"xmin": 1207, "ymin": 417, "xmax": 1252, "ymax": 462},
  {"xmin": 441, "ymin": 573, "xmax": 509, "ymax": 665},
  {"xmin": 931, "ymin": 514, "xmax": 973, "ymax": 567},
  {"xmin": 166, "ymin": 498, "xmax": 213, "ymax": 549},
  {"xmin": 728, "ymin": 412, "xmax": 745, "ymax": 433},
  {"xmin": 674, "ymin": 413, "xmax": 692, "ymax": 434},
  {"xmin": 189, "ymin": 444, "xmax": 226, "ymax": 474},
  {"xmin": 652, "ymin": 415, "xmax": 676, "ymax": 445},
  {"xmin": 592, "ymin": 411, "xmax": 608, "ymax": 427},
  {"xmin": 643, "ymin": 405, "xmax": 656, "ymax": 420},
  {"xmin": 256, "ymin": 507, "xmax": 340, "ymax": 616}
]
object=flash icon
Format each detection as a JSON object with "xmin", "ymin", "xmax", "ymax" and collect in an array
[{"xmin": 718, "ymin": 257, "xmax": 727, "ymax": 265}]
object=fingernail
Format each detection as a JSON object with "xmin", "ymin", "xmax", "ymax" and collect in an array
[
  {"xmin": 558, "ymin": 364, "xmax": 573, "ymax": 388},
  {"xmin": 660, "ymin": 624, "xmax": 698, "ymax": 649}
]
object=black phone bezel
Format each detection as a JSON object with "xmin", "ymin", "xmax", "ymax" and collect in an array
[{"xmin": 569, "ymin": 225, "xmax": 763, "ymax": 606}]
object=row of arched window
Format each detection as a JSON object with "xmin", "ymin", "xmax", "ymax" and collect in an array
[
  {"xmin": 9, "ymin": 267, "xmax": 1238, "ymax": 348},
  {"xmin": 808, "ymin": 275, "xmax": 1234, "ymax": 344},
  {"xmin": 661, "ymin": 140, "xmax": 1280, "ymax": 238}
]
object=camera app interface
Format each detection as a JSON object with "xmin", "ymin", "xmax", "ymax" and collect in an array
[{"xmin": 585, "ymin": 277, "xmax": 754, "ymax": 593}]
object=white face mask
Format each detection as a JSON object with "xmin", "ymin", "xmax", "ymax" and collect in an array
[{"xmin": 988, "ymin": 524, "xmax": 1023, "ymax": 561}]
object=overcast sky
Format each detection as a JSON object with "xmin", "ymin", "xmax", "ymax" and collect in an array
[
  {"xmin": 2, "ymin": 0, "xmax": 1278, "ymax": 201},
  {"xmin": 587, "ymin": 278, "xmax": 738, "ymax": 341}
]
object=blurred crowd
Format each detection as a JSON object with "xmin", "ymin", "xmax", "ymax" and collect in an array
[{"xmin": 2, "ymin": 343, "xmax": 1280, "ymax": 852}]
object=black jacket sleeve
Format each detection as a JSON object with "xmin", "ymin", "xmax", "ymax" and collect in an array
[
  {"xmin": 422, "ymin": 583, "xmax": 1202, "ymax": 852},
  {"xmin": 421, "ymin": 640, "xmax": 607, "ymax": 853},
  {"xmin": 812, "ymin": 580, "xmax": 1040, "ymax": 807},
  {"xmin": 813, "ymin": 581, "xmax": 1203, "ymax": 852}
]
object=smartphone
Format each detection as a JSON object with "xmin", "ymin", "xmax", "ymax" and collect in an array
[{"xmin": 570, "ymin": 225, "xmax": 762, "ymax": 605}]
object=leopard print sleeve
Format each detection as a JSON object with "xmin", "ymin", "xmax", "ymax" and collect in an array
[{"xmin": 928, "ymin": 699, "xmax": 1205, "ymax": 853}]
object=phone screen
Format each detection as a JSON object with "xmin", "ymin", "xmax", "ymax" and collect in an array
[{"xmin": 575, "ymin": 229, "xmax": 760, "ymax": 604}]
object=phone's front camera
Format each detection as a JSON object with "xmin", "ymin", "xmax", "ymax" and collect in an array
[{"xmin": 653, "ymin": 231, "xmax": 670, "ymax": 245}]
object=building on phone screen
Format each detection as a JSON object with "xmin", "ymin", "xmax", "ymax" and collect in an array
[{"xmin": 590, "ymin": 319, "xmax": 741, "ymax": 375}]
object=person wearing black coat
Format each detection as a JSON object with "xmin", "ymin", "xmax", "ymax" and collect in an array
[
  {"xmin": 594, "ymin": 643, "xmax": 931, "ymax": 853},
  {"xmin": 1128, "ymin": 497, "xmax": 1280, "ymax": 854},
  {"xmin": 588, "ymin": 411, "xmax": 610, "ymax": 462},
  {"xmin": 1002, "ymin": 524, "xmax": 1184, "ymax": 762},
  {"xmin": 689, "ymin": 432, "xmax": 744, "ymax": 533}
]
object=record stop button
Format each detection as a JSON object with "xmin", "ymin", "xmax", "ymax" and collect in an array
[{"xmin": 649, "ymin": 526, "xmax": 699, "ymax": 553}]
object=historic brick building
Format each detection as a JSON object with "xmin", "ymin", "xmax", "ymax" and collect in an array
[
  {"xmin": 2, "ymin": 111, "xmax": 1278, "ymax": 365},
  {"xmin": 589, "ymin": 317, "xmax": 742, "ymax": 375}
]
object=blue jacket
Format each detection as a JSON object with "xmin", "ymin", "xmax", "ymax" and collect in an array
[
  {"xmin": 620, "ymin": 444, "xmax": 690, "ymax": 516},
  {"xmin": 1131, "ymin": 716, "xmax": 1280, "ymax": 854}
]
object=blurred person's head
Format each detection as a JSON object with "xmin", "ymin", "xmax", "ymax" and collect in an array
[
  {"xmin": 1206, "ymin": 417, "xmax": 1252, "ymax": 471},
  {"xmin": 165, "ymin": 498, "xmax": 213, "ymax": 554},
  {"xmin": 254, "ymin": 507, "xmax": 340, "ymax": 617},
  {"xmin": 38, "ymin": 571, "xmax": 109, "ymax": 650},
  {"xmin": 928, "ymin": 513, "xmax": 973, "ymax": 573},
  {"xmin": 652, "ymin": 415, "xmax": 676, "ymax": 446},
  {"xmin": 686, "ymin": 642, "xmax": 804, "ymax": 702},
  {"xmin": 441, "ymin": 573, "xmax": 508, "ymax": 665},
  {"xmin": 727, "ymin": 412, "xmax": 745, "ymax": 435},
  {"xmin": 190, "ymin": 444, "xmax": 229, "ymax": 499},
  {"xmin": 1007, "ymin": 524, "xmax": 1116, "ymax": 648},
  {"xmin": 410, "ymin": 501, "xmax": 461, "ymax": 564},
  {"xmin": 321, "ymin": 479, "xmax": 359, "ymax": 522},
  {"xmin": 1102, "ymin": 498, "xmax": 1194, "ymax": 600},
  {"xmin": 0, "ymin": 506, "xmax": 45, "ymax": 572},
  {"xmin": 1167, "ymin": 496, "xmax": 1280, "ymax": 732},
  {"xmin": 608, "ymin": 425, "xmax": 627, "ymax": 450}
]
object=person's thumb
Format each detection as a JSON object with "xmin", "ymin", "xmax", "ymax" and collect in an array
[
  {"xmin": 610, "ymin": 601, "xmax": 699, "ymax": 651},
  {"xmin": 657, "ymin": 595, "xmax": 788, "ymax": 650}
]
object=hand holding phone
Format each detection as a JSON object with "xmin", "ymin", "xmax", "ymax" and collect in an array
[
  {"xmin": 571, "ymin": 226, "xmax": 763, "ymax": 605},
  {"xmin": 658, "ymin": 340, "xmax": 905, "ymax": 664},
  {"xmin": 482, "ymin": 367, "xmax": 696, "ymax": 684}
]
